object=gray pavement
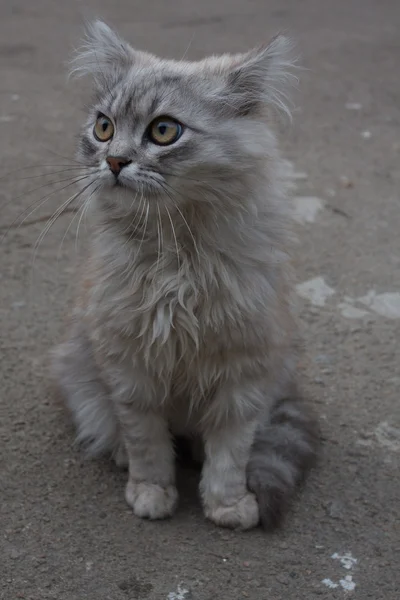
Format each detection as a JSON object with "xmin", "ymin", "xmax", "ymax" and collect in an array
[{"xmin": 1, "ymin": 1, "xmax": 399, "ymax": 598}]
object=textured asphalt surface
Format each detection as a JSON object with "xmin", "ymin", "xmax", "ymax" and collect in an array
[{"xmin": 1, "ymin": 1, "xmax": 399, "ymax": 599}]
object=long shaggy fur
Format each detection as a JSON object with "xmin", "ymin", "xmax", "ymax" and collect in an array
[
  {"xmin": 52, "ymin": 20, "xmax": 318, "ymax": 530},
  {"xmin": 247, "ymin": 382, "xmax": 318, "ymax": 528}
]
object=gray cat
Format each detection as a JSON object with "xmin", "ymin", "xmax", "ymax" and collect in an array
[{"xmin": 52, "ymin": 20, "xmax": 318, "ymax": 530}]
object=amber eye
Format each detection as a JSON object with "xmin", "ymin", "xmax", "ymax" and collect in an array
[
  {"xmin": 93, "ymin": 114, "xmax": 114, "ymax": 142},
  {"xmin": 148, "ymin": 117, "xmax": 183, "ymax": 146}
]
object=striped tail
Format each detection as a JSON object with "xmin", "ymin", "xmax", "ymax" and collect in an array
[{"xmin": 247, "ymin": 382, "xmax": 319, "ymax": 529}]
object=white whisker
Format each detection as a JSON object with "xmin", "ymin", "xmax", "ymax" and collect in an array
[
  {"xmin": 75, "ymin": 183, "xmax": 99, "ymax": 252},
  {"xmin": 1, "ymin": 174, "xmax": 93, "ymax": 243},
  {"xmin": 162, "ymin": 183, "xmax": 201, "ymax": 264},
  {"xmin": 31, "ymin": 179, "xmax": 96, "ymax": 276},
  {"xmin": 136, "ymin": 199, "xmax": 150, "ymax": 257},
  {"xmin": 165, "ymin": 204, "xmax": 181, "ymax": 273},
  {"xmin": 155, "ymin": 200, "xmax": 164, "ymax": 275}
]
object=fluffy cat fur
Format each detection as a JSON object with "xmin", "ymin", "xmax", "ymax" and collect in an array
[{"xmin": 51, "ymin": 20, "xmax": 318, "ymax": 530}]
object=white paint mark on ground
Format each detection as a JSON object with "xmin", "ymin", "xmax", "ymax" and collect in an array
[
  {"xmin": 334, "ymin": 290, "xmax": 400, "ymax": 320},
  {"xmin": 323, "ymin": 552, "xmax": 357, "ymax": 592},
  {"xmin": 322, "ymin": 579, "xmax": 338, "ymax": 589},
  {"xmin": 340, "ymin": 575, "xmax": 356, "ymax": 591},
  {"xmin": 293, "ymin": 196, "xmax": 324, "ymax": 224},
  {"xmin": 358, "ymin": 290, "xmax": 400, "ymax": 319},
  {"xmin": 338, "ymin": 302, "xmax": 369, "ymax": 319},
  {"xmin": 361, "ymin": 130, "xmax": 371, "ymax": 139},
  {"xmin": 322, "ymin": 577, "xmax": 356, "ymax": 591},
  {"xmin": 167, "ymin": 584, "xmax": 191, "ymax": 600},
  {"xmin": 296, "ymin": 277, "xmax": 335, "ymax": 307},
  {"xmin": 331, "ymin": 552, "xmax": 358, "ymax": 570},
  {"xmin": 357, "ymin": 290, "xmax": 376, "ymax": 305},
  {"xmin": 345, "ymin": 102, "xmax": 362, "ymax": 110}
]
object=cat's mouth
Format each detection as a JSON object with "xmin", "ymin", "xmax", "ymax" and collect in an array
[{"xmin": 104, "ymin": 174, "xmax": 129, "ymax": 190}]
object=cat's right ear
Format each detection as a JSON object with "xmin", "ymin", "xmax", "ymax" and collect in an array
[{"xmin": 69, "ymin": 20, "xmax": 140, "ymax": 86}]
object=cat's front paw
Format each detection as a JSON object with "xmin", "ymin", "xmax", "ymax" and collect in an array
[
  {"xmin": 204, "ymin": 492, "xmax": 259, "ymax": 530},
  {"xmin": 125, "ymin": 480, "xmax": 178, "ymax": 520}
]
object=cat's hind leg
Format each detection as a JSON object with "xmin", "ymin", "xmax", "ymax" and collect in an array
[{"xmin": 51, "ymin": 319, "xmax": 126, "ymax": 464}]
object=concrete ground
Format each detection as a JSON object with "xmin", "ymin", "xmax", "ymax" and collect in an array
[{"xmin": 1, "ymin": 0, "xmax": 399, "ymax": 598}]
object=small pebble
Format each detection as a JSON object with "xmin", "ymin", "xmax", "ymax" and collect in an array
[
  {"xmin": 339, "ymin": 176, "xmax": 354, "ymax": 188},
  {"xmin": 361, "ymin": 130, "xmax": 371, "ymax": 139}
]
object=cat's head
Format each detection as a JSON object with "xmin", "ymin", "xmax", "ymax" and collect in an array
[{"xmin": 71, "ymin": 20, "xmax": 296, "ymax": 219}]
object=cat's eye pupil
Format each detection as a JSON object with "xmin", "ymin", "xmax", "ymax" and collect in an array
[
  {"xmin": 93, "ymin": 114, "xmax": 114, "ymax": 142},
  {"xmin": 149, "ymin": 117, "xmax": 183, "ymax": 146}
]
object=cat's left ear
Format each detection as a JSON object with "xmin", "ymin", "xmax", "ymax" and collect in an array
[
  {"xmin": 69, "ymin": 20, "xmax": 146, "ymax": 86},
  {"xmin": 220, "ymin": 35, "xmax": 298, "ymax": 118}
]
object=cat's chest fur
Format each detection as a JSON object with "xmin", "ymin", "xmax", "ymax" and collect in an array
[{"xmin": 84, "ymin": 231, "xmax": 244, "ymax": 389}]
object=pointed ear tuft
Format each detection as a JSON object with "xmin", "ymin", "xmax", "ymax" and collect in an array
[
  {"xmin": 69, "ymin": 20, "xmax": 137, "ymax": 83},
  {"xmin": 223, "ymin": 35, "xmax": 299, "ymax": 118}
]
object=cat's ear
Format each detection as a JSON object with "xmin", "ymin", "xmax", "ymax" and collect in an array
[
  {"xmin": 69, "ymin": 20, "xmax": 141, "ymax": 84},
  {"xmin": 220, "ymin": 36, "xmax": 298, "ymax": 118}
]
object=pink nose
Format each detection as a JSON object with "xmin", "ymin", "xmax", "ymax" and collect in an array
[{"xmin": 106, "ymin": 156, "xmax": 132, "ymax": 176}]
